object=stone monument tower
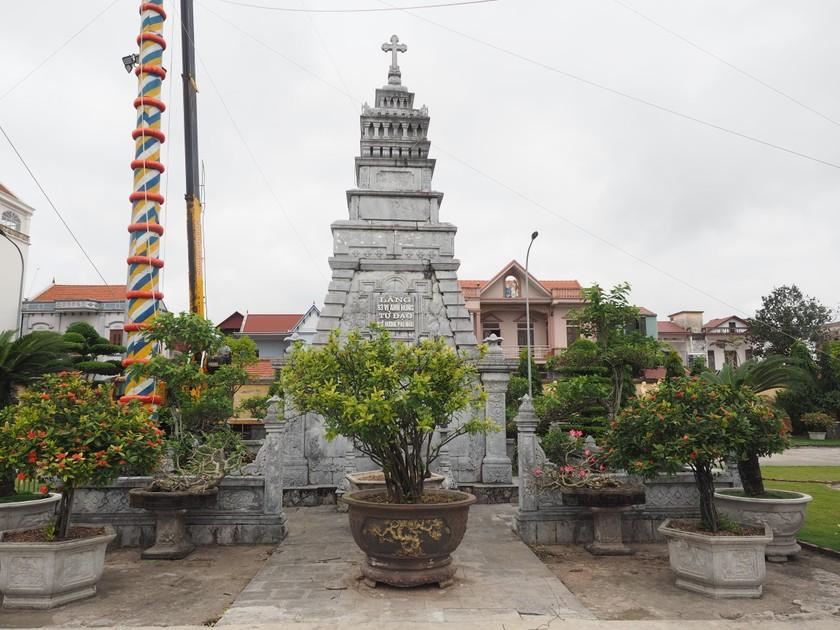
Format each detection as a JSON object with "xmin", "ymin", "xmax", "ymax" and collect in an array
[{"xmin": 313, "ymin": 35, "xmax": 476, "ymax": 351}]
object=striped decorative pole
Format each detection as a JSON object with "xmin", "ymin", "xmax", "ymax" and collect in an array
[{"xmin": 121, "ymin": 0, "xmax": 167, "ymax": 404}]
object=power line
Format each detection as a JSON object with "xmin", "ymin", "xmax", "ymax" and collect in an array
[
  {"xmin": 0, "ymin": 0, "xmax": 121, "ymax": 103},
  {"xmin": 609, "ymin": 0, "xmax": 840, "ymax": 129},
  {"xmin": 0, "ymin": 124, "xmax": 113, "ymax": 289},
  {"xmin": 378, "ymin": 0, "xmax": 840, "ymax": 171},
  {"xmin": 172, "ymin": 1, "xmax": 328, "ymax": 282},
  {"xmin": 210, "ymin": 0, "xmax": 497, "ymax": 13},
  {"xmin": 201, "ymin": 4, "xmax": 837, "ymax": 354}
]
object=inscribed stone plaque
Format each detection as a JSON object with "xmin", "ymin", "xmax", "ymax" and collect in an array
[{"xmin": 376, "ymin": 294, "xmax": 416, "ymax": 331}]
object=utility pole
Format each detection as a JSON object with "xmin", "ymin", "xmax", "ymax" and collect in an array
[{"xmin": 180, "ymin": 0, "xmax": 205, "ymax": 317}]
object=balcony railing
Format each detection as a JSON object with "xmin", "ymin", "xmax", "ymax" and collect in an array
[
  {"xmin": 705, "ymin": 327, "xmax": 749, "ymax": 335},
  {"xmin": 501, "ymin": 344, "xmax": 551, "ymax": 361}
]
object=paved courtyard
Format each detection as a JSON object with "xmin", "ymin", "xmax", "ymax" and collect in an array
[
  {"xmin": 217, "ymin": 504, "xmax": 594, "ymax": 626},
  {"xmin": 760, "ymin": 446, "xmax": 840, "ymax": 466}
]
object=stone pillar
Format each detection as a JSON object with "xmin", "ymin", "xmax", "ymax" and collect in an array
[
  {"xmin": 479, "ymin": 334, "xmax": 513, "ymax": 484},
  {"xmin": 515, "ymin": 395, "xmax": 539, "ymax": 512},
  {"xmin": 279, "ymin": 341, "xmax": 309, "ymax": 487},
  {"xmin": 262, "ymin": 395, "xmax": 284, "ymax": 515}
]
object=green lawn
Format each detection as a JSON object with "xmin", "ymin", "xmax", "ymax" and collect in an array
[
  {"xmin": 789, "ymin": 437, "xmax": 840, "ymax": 447},
  {"xmin": 761, "ymin": 466, "xmax": 840, "ymax": 552}
]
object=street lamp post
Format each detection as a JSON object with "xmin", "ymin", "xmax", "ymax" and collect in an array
[
  {"xmin": 0, "ymin": 226, "xmax": 25, "ymax": 338},
  {"xmin": 525, "ymin": 230, "xmax": 539, "ymax": 399}
]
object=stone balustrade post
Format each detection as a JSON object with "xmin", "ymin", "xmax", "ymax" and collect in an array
[
  {"xmin": 262, "ymin": 395, "xmax": 285, "ymax": 515},
  {"xmin": 281, "ymin": 338, "xmax": 309, "ymax": 487},
  {"xmin": 479, "ymin": 334, "xmax": 513, "ymax": 484},
  {"xmin": 515, "ymin": 394, "xmax": 539, "ymax": 512}
]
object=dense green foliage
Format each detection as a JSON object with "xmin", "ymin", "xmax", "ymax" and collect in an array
[
  {"xmin": 63, "ymin": 322, "xmax": 124, "ymax": 379},
  {"xmin": 663, "ymin": 350, "xmax": 685, "ymax": 379},
  {"xmin": 747, "ymin": 285, "xmax": 831, "ymax": 357},
  {"xmin": 0, "ymin": 329, "xmax": 71, "ymax": 497},
  {"xmin": 0, "ymin": 372, "xmax": 162, "ymax": 538},
  {"xmin": 533, "ymin": 374, "xmax": 610, "ymax": 435},
  {"xmin": 776, "ymin": 341, "xmax": 840, "ymax": 431},
  {"xmin": 700, "ymin": 355, "xmax": 812, "ymax": 394},
  {"xmin": 282, "ymin": 328, "xmax": 492, "ymax": 503},
  {"xmin": 801, "ymin": 411, "xmax": 835, "ymax": 431},
  {"xmin": 130, "ymin": 312, "xmax": 257, "ymax": 466},
  {"xmin": 603, "ymin": 377, "xmax": 784, "ymax": 531}
]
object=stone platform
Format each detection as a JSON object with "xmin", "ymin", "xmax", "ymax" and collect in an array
[{"xmin": 217, "ymin": 504, "xmax": 593, "ymax": 625}]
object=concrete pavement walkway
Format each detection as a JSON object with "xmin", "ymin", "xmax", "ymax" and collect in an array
[
  {"xmin": 760, "ymin": 446, "xmax": 840, "ymax": 466},
  {"xmin": 217, "ymin": 504, "xmax": 594, "ymax": 626}
]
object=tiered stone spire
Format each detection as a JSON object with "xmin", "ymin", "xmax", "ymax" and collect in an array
[{"xmin": 313, "ymin": 36, "xmax": 476, "ymax": 352}]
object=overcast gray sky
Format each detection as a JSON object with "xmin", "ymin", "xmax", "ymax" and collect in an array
[{"xmin": 2, "ymin": 0, "xmax": 839, "ymax": 323}]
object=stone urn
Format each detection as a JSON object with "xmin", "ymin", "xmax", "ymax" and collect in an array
[
  {"xmin": 0, "ymin": 524, "xmax": 116, "ymax": 609},
  {"xmin": 714, "ymin": 488, "xmax": 812, "ymax": 562},
  {"xmin": 658, "ymin": 519, "xmax": 773, "ymax": 598},
  {"xmin": 558, "ymin": 484, "xmax": 646, "ymax": 555},
  {"xmin": 341, "ymin": 488, "xmax": 476, "ymax": 588},
  {"xmin": 128, "ymin": 487, "xmax": 218, "ymax": 559},
  {"xmin": 0, "ymin": 493, "xmax": 60, "ymax": 533}
]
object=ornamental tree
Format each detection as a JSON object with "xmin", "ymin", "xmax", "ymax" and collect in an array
[
  {"xmin": 281, "ymin": 327, "xmax": 492, "ymax": 503},
  {"xmin": 747, "ymin": 284, "xmax": 832, "ymax": 357},
  {"xmin": 603, "ymin": 377, "xmax": 756, "ymax": 532},
  {"xmin": 0, "ymin": 372, "xmax": 163, "ymax": 539},
  {"xmin": 63, "ymin": 322, "xmax": 124, "ymax": 379}
]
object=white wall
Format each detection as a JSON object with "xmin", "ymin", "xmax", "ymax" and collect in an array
[{"xmin": 0, "ymin": 193, "xmax": 33, "ymax": 334}]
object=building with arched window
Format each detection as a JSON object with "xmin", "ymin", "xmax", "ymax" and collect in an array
[{"xmin": 0, "ymin": 183, "xmax": 34, "ymax": 333}]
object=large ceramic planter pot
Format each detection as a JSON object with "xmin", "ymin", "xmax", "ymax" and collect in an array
[
  {"xmin": 807, "ymin": 431, "xmax": 826, "ymax": 440},
  {"xmin": 346, "ymin": 470, "xmax": 445, "ymax": 493},
  {"xmin": 341, "ymin": 488, "xmax": 476, "ymax": 588},
  {"xmin": 0, "ymin": 493, "xmax": 60, "ymax": 532},
  {"xmin": 0, "ymin": 525, "xmax": 116, "ymax": 609},
  {"xmin": 715, "ymin": 488, "xmax": 812, "ymax": 562},
  {"xmin": 658, "ymin": 519, "xmax": 773, "ymax": 599},
  {"xmin": 559, "ymin": 484, "xmax": 646, "ymax": 555},
  {"xmin": 128, "ymin": 487, "xmax": 218, "ymax": 559}
]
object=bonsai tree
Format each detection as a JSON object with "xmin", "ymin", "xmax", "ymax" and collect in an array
[
  {"xmin": 281, "ymin": 327, "xmax": 493, "ymax": 503},
  {"xmin": 62, "ymin": 322, "xmax": 124, "ymax": 380},
  {"xmin": 130, "ymin": 312, "xmax": 257, "ymax": 469},
  {"xmin": 0, "ymin": 330, "xmax": 71, "ymax": 498},
  {"xmin": 0, "ymin": 372, "xmax": 163, "ymax": 539},
  {"xmin": 801, "ymin": 411, "xmax": 835, "ymax": 433},
  {"xmin": 603, "ymin": 376, "xmax": 755, "ymax": 532}
]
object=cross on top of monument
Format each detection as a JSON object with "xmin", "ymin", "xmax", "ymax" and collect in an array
[{"xmin": 381, "ymin": 34, "xmax": 407, "ymax": 86}]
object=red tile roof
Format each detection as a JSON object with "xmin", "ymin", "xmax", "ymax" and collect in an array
[
  {"xmin": 541, "ymin": 280, "xmax": 582, "ymax": 290},
  {"xmin": 637, "ymin": 306, "xmax": 657, "ymax": 316},
  {"xmin": 643, "ymin": 367, "xmax": 667, "ymax": 381},
  {"xmin": 0, "ymin": 183, "xmax": 17, "ymax": 198},
  {"xmin": 245, "ymin": 359, "xmax": 276, "ymax": 379},
  {"xmin": 32, "ymin": 284, "xmax": 126, "ymax": 302},
  {"xmin": 657, "ymin": 321, "xmax": 689, "ymax": 334},
  {"xmin": 217, "ymin": 311, "xmax": 244, "ymax": 332},
  {"xmin": 241, "ymin": 313, "xmax": 303, "ymax": 334}
]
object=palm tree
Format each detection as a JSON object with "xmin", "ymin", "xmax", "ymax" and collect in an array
[
  {"xmin": 700, "ymin": 355, "xmax": 812, "ymax": 394},
  {"xmin": 0, "ymin": 329, "xmax": 71, "ymax": 495},
  {"xmin": 701, "ymin": 355, "xmax": 812, "ymax": 495}
]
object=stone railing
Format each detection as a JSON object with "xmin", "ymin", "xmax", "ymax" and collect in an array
[{"xmin": 512, "ymin": 397, "xmax": 739, "ymax": 545}]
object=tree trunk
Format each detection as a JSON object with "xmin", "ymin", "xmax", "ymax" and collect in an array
[
  {"xmin": 737, "ymin": 455, "xmax": 765, "ymax": 496},
  {"xmin": 56, "ymin": 487, "xmax": 75, "ymax": 541},
  {"xmin": 0, "ymin": 468, "xmax": 14, "ymax": 498},
  {"xmin": 693, "ymin": 464, "xmax": 720, "ymax": 532}
]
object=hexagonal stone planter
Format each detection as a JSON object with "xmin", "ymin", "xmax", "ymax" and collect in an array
[
  {"xmin": 714, "ymin": 488, "xmax": 812, "ymax": 562},
  {"xmin": 0, "ymin": 493, "xmax": 60, "ymax": 533},
  {"xmin": 0, "ymin": 525, "xmax": 116, "ymax": 609},
  {"xmin": 658, "ymin": 519, "xmax": 772, "ymax": 599}
]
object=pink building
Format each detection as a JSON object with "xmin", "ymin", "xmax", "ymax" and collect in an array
[{"xmin": 460, "ymin": 260, "xmax": 584, "ymax": 361}]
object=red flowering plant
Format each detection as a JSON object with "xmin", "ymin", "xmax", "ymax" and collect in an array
[
  {"xmin": 602, "ymin": 376, "xmax": 762, "ymax": 532},
  {"xmin": 0, "ymin": 372, "xmax": 163, "ymax": 540}
]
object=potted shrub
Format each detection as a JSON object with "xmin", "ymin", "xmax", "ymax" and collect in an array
[
  {"xmin": 0, "ymin": 329, "xmax": 70, "ymax": 530},
  {"xmin": 0, "ymin": 372, "xmax": 163, "ymax": 608},
  {"xmin": 713, "ymin": 396, "xmax": 811, "ymax": 562},
  {"xmin": 604, "ymin": 377, "xmax": 772, "ymax": 598},
  {"xmin": 536, "ymin": 427, "xmax": 645, "ymax": 555},
  {"xmin": 282, "ymin": 328, "xmax": 493, "ymax": 588},
  {"xmin": 801, "ymin": 411, "xmax": 834, "ymax": 440}
]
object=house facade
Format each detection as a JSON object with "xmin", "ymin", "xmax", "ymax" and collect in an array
[
  {"xmin": 460, "ymin": 261, "xmax": 585, "ymax": 361},
  {"xmin": 21, "ymin": 283, "xmax": 130, "ymax": 344},
  {"xmin": 0, "ymin": 183, "xmax": 34, "ymax": 334},
  {"xmin": 658, "ymin": 310, "xmax": 752, "ymax": 370},
  {"xmin": 221, "ymin": 304, "xmax": 320, "ymax": 358}
]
